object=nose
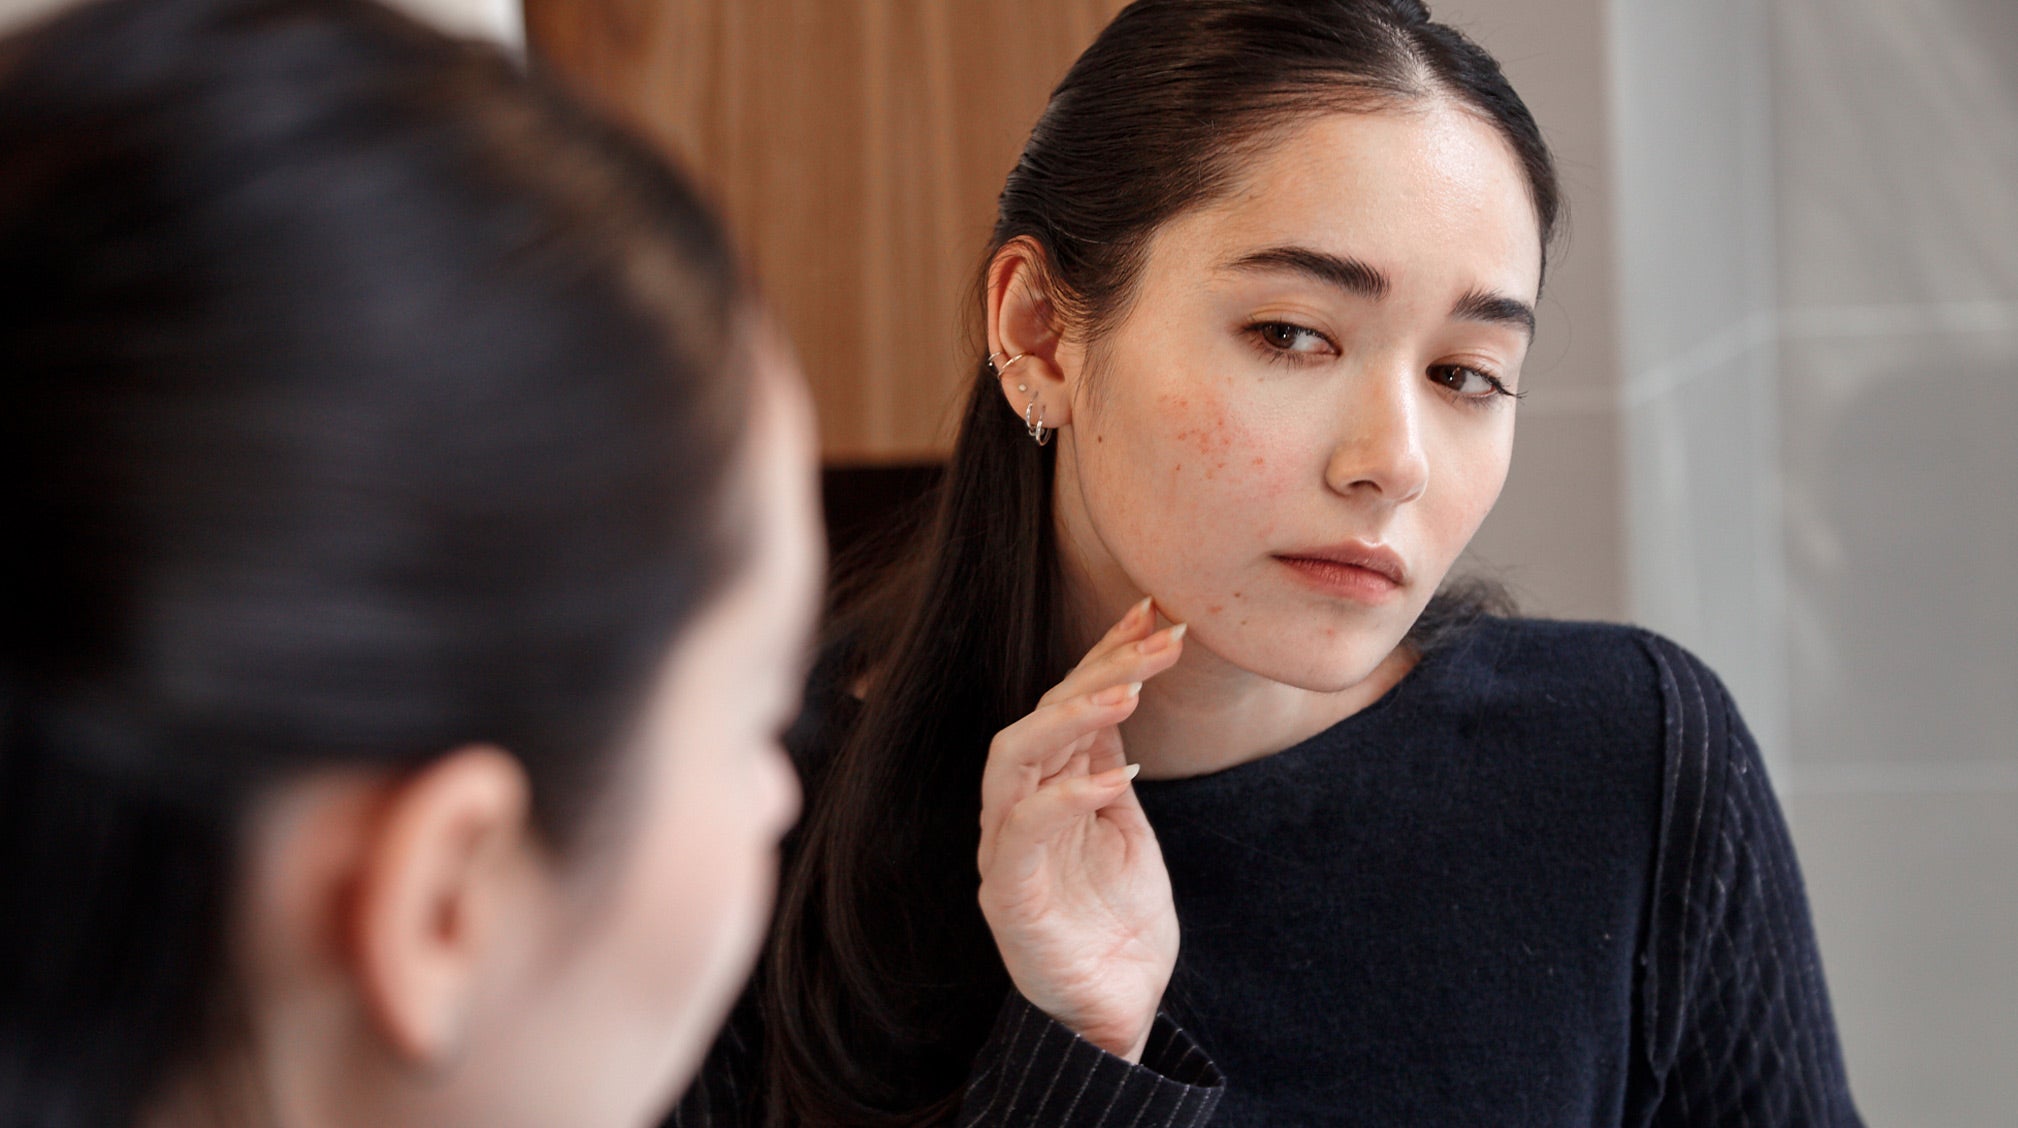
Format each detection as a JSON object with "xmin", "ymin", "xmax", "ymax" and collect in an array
[{"xmin": 1323, "ymin": 366, "xmax": 1429, "ymax": 505}]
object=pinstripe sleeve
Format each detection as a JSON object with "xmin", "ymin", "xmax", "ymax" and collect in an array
[
  {"xmin": 957, "ymin": 991, "xmax": 1224, "ymax": 1127},
  {"xmin": 666, "ymin": 988, "xmax": 1224, "ymax": 1126},
  {"xmin": 1637, "ymin": 636, "xmax": 1864, "ymax": 1127}
]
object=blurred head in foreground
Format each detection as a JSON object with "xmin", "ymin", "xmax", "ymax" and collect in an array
[{"xmin": 0, "ymin": 1, "xmax": 821, "ymax": 1125}]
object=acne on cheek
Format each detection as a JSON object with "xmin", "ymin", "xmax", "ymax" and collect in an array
[
  {"xmin": 1172, "ymin": 423, "xmax": 1234, "ymax": 479},
  {"xmin": 1156, "ymin": 389, "xmax": 1251, "ymax": 482}
]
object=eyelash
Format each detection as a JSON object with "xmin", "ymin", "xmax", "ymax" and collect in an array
[{"xmin": 1243, "ymin": 320, "xmax": 1523, "ymax": 406}]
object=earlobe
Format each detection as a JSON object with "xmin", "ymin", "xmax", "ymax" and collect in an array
[{"xmin": 348, "ymin": 745, "xmax": 533, "ymax": 1067}]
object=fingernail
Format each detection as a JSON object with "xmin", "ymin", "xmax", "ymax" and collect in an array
[
  {"xmin": 1139, "ymin": 622, "xmax": 1187, "ymax": 654},
  {"xmin": 1094, "ymin": 681, "xmax": 1143, "ymax": 706},
  {"xmin": 1128, "ymin": 596, "xmax": 1153, "ymax": 626},
  {"xmin": 1123, "ymin": 762, "xmax": 1141, "ymax": 781}
]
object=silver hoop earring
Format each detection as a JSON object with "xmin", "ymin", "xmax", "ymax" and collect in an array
[
  {"xmin": 1025, "ymin": 399, "xmax": 1051, "ymax": 446},
  {"xmin": 987, "ymin": 351, "xmax": 1027, "ymax": 376}
]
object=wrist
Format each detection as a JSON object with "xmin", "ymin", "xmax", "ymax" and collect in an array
[{"xmin": 1080, "ymin": 1012, "xmax": 1157, "ymax": 1064}]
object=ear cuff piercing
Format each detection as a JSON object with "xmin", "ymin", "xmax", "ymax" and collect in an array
[{"xmin": 988, "ymin": 351, "xmax": 1051, "ymax": 446}]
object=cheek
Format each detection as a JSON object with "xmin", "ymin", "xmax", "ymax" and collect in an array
[
  {"xmin": 581, "ymin": 731, "xmax": 787, "ymax": 1088},
  {"xmin": 1422, "ymin": 419, "xmax": 1515, "ymax": 551},
  {"xmin": 632, "ymin": 748, "xmax": 781, "ymax": 986},
  {"xmin": 1082, "ymin": 385, "xmax": 1297, "ymax": 600},
  {"xmin": 1122, "ymin": 388, "xmax": 1284, "ymax": 528}
]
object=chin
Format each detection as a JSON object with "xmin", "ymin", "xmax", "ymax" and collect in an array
[{"xmin": 1208, "ymin": 615, "xmax": 1412, "ymax": 694}]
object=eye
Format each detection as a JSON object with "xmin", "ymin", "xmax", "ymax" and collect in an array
[
  {"xmin": 1247, "ymin": 320, "xmax": 1335, "ymax": 361},
  {"xmin": 1429, "ymin": 363, "xmax": 1517, "ymax": 401}
]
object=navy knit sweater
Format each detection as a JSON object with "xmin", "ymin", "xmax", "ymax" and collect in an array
[{"xmin": 670, "ymin": 618, "xmax": 1862, "ymax": 1126}]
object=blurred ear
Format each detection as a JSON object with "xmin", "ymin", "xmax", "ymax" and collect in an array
[
  {"xmin": 985, "ymin": 237, "xmax": 1076, "ymax": 429},
  {"xmin": 348, "ymin": 745, "xmax": 533, "ymax": 1066}
]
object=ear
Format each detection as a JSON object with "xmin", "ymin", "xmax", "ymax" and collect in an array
[
  {"xmin": 984, "ymin": 237, "xmax": 1076, "ymax": 431},
  {"xmin": 348, "ymin": 745, "xmax": 534, "ymax": 1067}
]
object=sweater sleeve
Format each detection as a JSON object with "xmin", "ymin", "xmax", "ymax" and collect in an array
[
  {"xmin": 1635, "ymin": 637, "xmax": 1863, "ymax": 1127},
  {"xmin": 665, "ymin": 989, "xmax": 1224, "ymax": 1127},
  {"xmin": 957, "ymin": 991, "xmax": 1224, "ymax": 1126}
]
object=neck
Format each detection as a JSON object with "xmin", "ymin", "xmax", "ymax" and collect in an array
[
  {"xmin": 1053, "ymin": 447, "xmax": 1415, "ymax": 781},
  {"xmin": 1120, "ymin": 632, "xmax": 1415, "ymax": 780}
]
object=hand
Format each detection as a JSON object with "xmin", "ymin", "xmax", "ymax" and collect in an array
[{"xmin": 975, "ymin": 597, "xmax": 1186, "ymax": 1062}]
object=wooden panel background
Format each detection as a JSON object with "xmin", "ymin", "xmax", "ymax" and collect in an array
[{"xmin": 524, "ymin": 0, "xmax": 1127, "ymax": 461}]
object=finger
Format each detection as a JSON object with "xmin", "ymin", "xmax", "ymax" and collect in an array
[
  {"xmin": 983, "ymin": 623, "xmax": 1186, "ymax": 852},
  {"xmin": 1040, "ymin": 597, "xmax": 1157, "ymax": 706},
  {"xmin": 1039, "ymin": 621, "xmax": 1188, "ymax": 711},
  {"xmin": 980, "ymin": 682, "xmax": 1142, "ymax": 849},
  {"xmin": 985, "ymin": 763, "xmax": 1143, "ymax": 885},
  {"xmin": 1082, "ymin": 727, "xmax": 1129, "ymax": 777}
]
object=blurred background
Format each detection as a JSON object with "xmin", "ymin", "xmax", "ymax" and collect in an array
[{"xmin": 4, "ymin": 0, "xmax": 2011, "ymax": 1121}]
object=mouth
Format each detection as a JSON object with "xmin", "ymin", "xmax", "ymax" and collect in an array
[{"xmin": 1271, "ymin": 543, "xmax": 1408, "ymax": 604}]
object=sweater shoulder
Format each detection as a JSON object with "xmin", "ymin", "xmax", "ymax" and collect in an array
[
  {"xmin": 1423, "ymin": 617, "xmax": 1746, "ymax": 805},
  {"xmin": 1442, "ymin": 615, "xmax": 1734, "ymax": 717},
  {"xmin": 1431, "ymin": 615, "xmax": 1673, "ymax": 726}
]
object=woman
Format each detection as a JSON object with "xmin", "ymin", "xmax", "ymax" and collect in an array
[
  {"xmin": 0, "ymin": 1, "xmax": 819, "ymax": 1125},
  {"xmin": 674, "ymin": 0, "xmax": 1863, "ymax": 1125}
]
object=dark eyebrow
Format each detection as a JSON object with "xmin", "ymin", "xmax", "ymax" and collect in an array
[
  {"xmin": 1451, "ymin": 287, "xmax": 1536, "ymax": 339},
  {"xmin": 1226, "ymin": 247, "xmax": 1536, "ymax": 340},
  {"xmin": 1224, "ymin": 246, "xmax": 1390, "ymax": 301}
]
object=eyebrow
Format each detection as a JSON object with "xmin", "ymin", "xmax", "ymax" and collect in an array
[
  {"xmin": 1451, "ymin": 287, "xmax": 1537, "ymax": 338},
  {"xmin": 1224, "ymin": 245, "xmax": 1537, "ymax": 339},
  {"xmin": 1226, "ymin": 246, "xmax": 1390, "ymax": 300}
]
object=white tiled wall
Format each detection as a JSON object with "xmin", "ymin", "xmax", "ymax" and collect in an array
[
  {"xmin": 1783, "ymin": 788, "xmax": 2018, "ymax": 1126},
  {"xmin": 1467, "ymin": 0, "xmax": 2018, "ymax": 1117},
  {"xmin": 1769, "ymin": 0, "xmax": 2018, "ymax": 1119},
  {"xmin": 1445, "ymin": 0, "xmax": 1636, "ymax": 624},
  {"xmin": 1603, "ymin": 0, "xmax": 2018, "ymax": 1118}
]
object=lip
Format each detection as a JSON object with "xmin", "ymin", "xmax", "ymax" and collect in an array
[{"xmin": 1272, "ymin": 542, "xmax": 1408, "ymax": 603}]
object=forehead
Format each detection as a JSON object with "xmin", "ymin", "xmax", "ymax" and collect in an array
[{"xmin": 1155, "ymin": 104, "xmax": 1544, "ymax": 300}]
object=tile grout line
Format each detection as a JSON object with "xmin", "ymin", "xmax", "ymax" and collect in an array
[
  {"xmin": 1777, "ymin": 761, "xmax": 2018, "ymax": 797},
  {"xmin": 1522, "ymin": 298, "xmax": 2018, "ymax": 417}
]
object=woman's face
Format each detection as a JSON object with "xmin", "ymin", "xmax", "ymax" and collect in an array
[
  {"xmin": 1051, "ymin": 103, "xmax": 1541, "ymax": 690},
  {"xmin": 473, "ymin": 329, "xmax": 823, "ymax": 1127},
  {"xmin": 225, "ymin": 326, "xmax": 821, "ymax": 1128}
]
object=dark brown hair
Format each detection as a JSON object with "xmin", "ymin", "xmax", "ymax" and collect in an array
[
  {"xmin": 0, "ymin": 0, "xmax": 751, "ymax": 1123},
  {"xmin": 762, "ymin": 1, "xmax": 1558, "ymax": 1122}
]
